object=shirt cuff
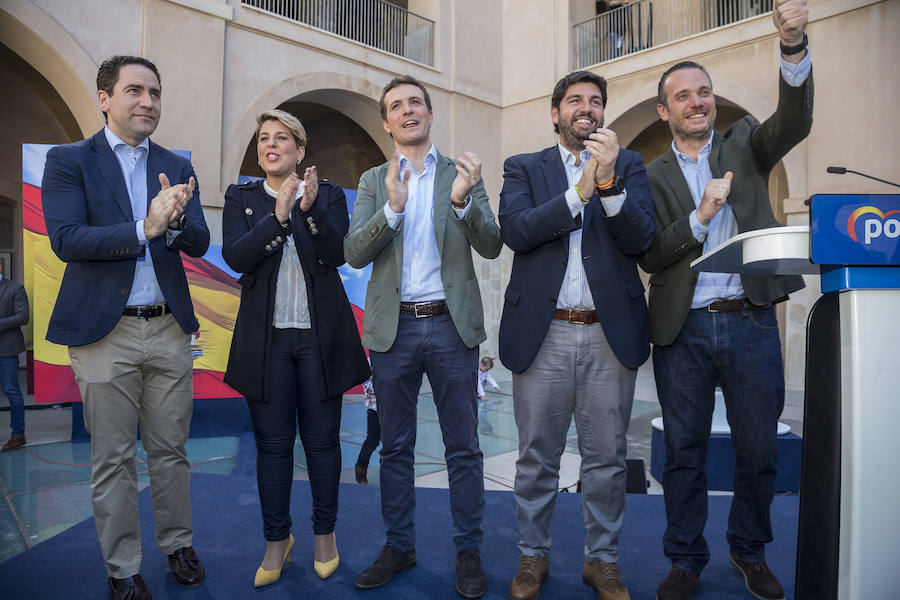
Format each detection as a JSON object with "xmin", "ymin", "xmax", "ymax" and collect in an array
[
  {"xmin": 565, "ymin": 187, "xmax": 584, "ymax": 218},
  {"xmin": 780, "ymin": 49, "xmax": 811, "ymax": 87},
  {"xmin": 135, "ymin": 220, "xmax": 148, "ymax": 244},
  {"xmin": 689, "ymin": 210, "xmax": 709, "ymax": 241},
  {"xmin": 599, "ymin": 189, "xmax": 627, "ymax": 217},
  {"xmin": 383, "ymin": 202, "xmax": 404, "ymax": 230},
  {"xmin": 452, "ymin": 196, "xmax": 472, "ymax": 219}
]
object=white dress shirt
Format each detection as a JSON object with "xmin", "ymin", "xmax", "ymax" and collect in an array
[
  {"xmin": 104, "ymin": 127, "xmax": 165, "ymax": 306},
  {"xmin": 263, "ymin": 180, "xmax": 312, "ymax": 329},
  {"xmin": 383, "ymin": 145, "xmax": 470, "ymax": 302},
  {"xmin": 556, "ymin": 143, "xmax": 626, "ymax": 310}
]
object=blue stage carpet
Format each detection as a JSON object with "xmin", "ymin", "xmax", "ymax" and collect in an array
[{"xmin": 0, "ymin": 472, "xmax": 798, "ymax": 599}]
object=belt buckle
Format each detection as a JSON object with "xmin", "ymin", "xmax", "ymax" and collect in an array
[
  {"xmin": 413, "ymin": 302, "xmax": 430, "ymax": 318},
  {"xmin": 706, "ymin": 303, "xmax": 721, "ymax": 313},
  {"xmin": 141, "ymin": 304, "xmax": 164, "ymax": 319},
  {"xmin": 568, "ymin": 309, "xmax": 587, "ymax": 325}
]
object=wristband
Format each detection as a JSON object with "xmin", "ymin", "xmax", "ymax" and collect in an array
[
  {"xmin": 596, "ymin": 175, "xmax": 615, "ymax": 190},
  {"xmin": 780, "ymin": 33, "xmax": 808, "ymax": 56},
  {"xmin": 574, "ymin": 184, "xmax": 591, "ymax": 203}
]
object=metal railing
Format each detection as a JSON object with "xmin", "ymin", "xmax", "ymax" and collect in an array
[
  {"xmin": 572, "ymin": 0, "xmax": 773, "ymax": 69},
  {"xmin": 242, "ymin": 0, "xmax": 435, "ymax": 66}
]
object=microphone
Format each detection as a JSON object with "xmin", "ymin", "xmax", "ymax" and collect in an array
[{"xmin": 826, "ymin": 166, "xmax": 900, "ymax": 189}]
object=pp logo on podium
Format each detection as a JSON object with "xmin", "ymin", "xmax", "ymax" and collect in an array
[{"xmin": 847, "ymin": 206, "xmax": 900, "ymax": 245}]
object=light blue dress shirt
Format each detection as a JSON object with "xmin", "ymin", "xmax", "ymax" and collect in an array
[
  {"xmin": 681, "ymin": 52, "xmax": 812, "ymax": 309},
  {"xmin": 557, "ymin": 142, "xmax": 626, "ymax": 310},
  {"xmin": 104, "ymin": 127, "xmax": 165, "ymax": 306},
  {"xmin": 383, "ymin": 145, "xmax": 470, "ymax": 302}
]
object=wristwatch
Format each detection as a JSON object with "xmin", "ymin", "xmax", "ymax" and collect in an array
[{"xmin": 596, "ymin": 176, "xmax": 626, "ymax": 197}]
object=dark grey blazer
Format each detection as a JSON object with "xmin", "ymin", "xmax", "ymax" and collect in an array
[
  {"xmin": 0, "ymin": 277, "xmax": 28, "ymax": 357},
  {"xmin": 638, "ymin": 73, "xmax": 814, "ymax": 346}
]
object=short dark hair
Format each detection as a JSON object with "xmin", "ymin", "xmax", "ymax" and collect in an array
[
  {"xmin": 550, "ymin": 71, "xmax": 608, "ymax": 134},
  {"xmin": 379, "ymin": 75, "xmax": 432, "ymax": 121},
  {"xmin": 96, "ymin": 56, "xmax": 162, "ymax": 122},
  {"xmin": 480, "ymin": 356, "xmax": 494, "ymax": 369},
  {"xmin": 657, "ymin": 61, "xmax": 711, "ymax": 107}
]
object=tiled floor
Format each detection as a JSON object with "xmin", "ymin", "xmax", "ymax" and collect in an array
[{"xmin": 0, "ymin": 363, "xmax": 804, "ymax": 565}]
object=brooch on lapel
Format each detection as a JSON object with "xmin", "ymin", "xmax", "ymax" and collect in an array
[{"xmin": 245, "ymin": 208, "xmax": 253, "ymax": 215}]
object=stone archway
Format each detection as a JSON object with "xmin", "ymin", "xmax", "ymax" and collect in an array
[{"xmin": 222, "ymin": 72, "xmax": 392, "ymax": 190}]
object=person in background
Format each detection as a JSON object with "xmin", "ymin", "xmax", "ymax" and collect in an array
[
  {"xmin": 355, "ymin": 368, "xmax": 379, "ymax": 485},
  {"xmin": 476, "ymin": 356, "xmax": 503, "ymax": 402},
  {"xmin": 0, "ymin": 259, "xmax": 28, "ymax": 452},
  {"xmin": 222, "ymin": 109, "xmax": 369, "ymax": 588}
]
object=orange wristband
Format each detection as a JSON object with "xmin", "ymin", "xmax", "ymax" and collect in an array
[{"xmin": 596, "ymin": 175, "xmax": 615, "ymax": 190}]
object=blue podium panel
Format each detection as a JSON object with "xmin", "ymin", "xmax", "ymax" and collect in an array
[{"xmin": 810, "ymin": 193, "xmax": 900, "ymax": 266}]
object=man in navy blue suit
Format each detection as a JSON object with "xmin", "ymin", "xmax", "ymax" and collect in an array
[
  {"xmin": 42, "ymin": 55, "xmax": 209, "ymax": 600},
  {"xmin": 499, "ymin": 71, "xmax": 656, "ymax": 600}
]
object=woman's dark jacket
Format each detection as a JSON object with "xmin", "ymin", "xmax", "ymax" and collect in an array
[{"xmin": 222, "ymin": 179, "xmax": 369, "ymax": 403}]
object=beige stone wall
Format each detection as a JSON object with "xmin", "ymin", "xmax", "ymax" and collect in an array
[{"xmin": 2, "ymin": 0, "xmax": 897, "ymax": 382}]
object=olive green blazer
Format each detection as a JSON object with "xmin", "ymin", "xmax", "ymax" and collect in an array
[{"xmin": 344, "ymin": 150, "xmax": 502, "ymax": 352}]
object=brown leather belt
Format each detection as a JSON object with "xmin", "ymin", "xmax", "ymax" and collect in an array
[
  {"xmin": 400, "ymin": 300, "xmax": 447, "ymax": 318},
  {"xmin": 698, "ymin": 299, "xmax": 769, "ymax": 313},
  {"xmin": 123, "ymin": 304, "xmax": 171, "ymax": 319},
  {"xmin": 552, "ymin": 308, "xmax": 600, "ymax": 324}
]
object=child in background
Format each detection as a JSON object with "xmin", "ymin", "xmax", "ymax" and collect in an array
[
  {"xmin": 477, "ymin": 356, "xmax": 503, "ymax": 401},
  {"xmin": 355, "ymin": 374, "xmax": 379, "ymax": 484}
]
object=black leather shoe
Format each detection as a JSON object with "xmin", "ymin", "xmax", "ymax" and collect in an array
[
  {"xmin": 729, "ymin": 554, "xmax": 784, "ymax": 600},
  {"xmin": 355, "ymin": 463, "xmax": 368, "ymax": 484},
  {"xmin": 354, "ymin": 544, "xmax": 417, "ymax": 589},
  {"xmin": 108, "ymin": 574, "xmax": 151, "ymax": 600},
  {"xmin": 168, "ymin": 546, "xmax": 205, "ymax": 588},
  {"xmin": 656, "ymin": 567, "xmax": 698, "ymax": 600},
  {"xmin": 456, "ymin": 550, "xmax": 486, "ymax": 599}
]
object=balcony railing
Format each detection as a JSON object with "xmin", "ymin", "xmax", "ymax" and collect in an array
[
  {"xmin": 242, "ymin": 0, "xmax": 435, "ymax": 66},
  {"xmin": 572, "ymin": 0, "xmax": 773, "ymax": 69}
]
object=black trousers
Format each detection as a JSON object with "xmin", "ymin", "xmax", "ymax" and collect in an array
[
  {"xmin": 356, "ymin": 408, "xmax": 381, "ymax": 467},
  {"xmin": 247, "ymin": 327, "xmax": 341, "ymax": 540}
]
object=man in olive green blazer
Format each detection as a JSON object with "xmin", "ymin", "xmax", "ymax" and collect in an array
[
  {"xmin": 638, "ymin": 3, "xmax": 813, "ymax": 599},
  {"xmin": 344, "ymin": 75, "xmax": 500, "ymax": 599}
]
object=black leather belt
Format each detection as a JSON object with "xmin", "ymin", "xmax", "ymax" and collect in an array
[
  {"xmin": 552, "ymin": 308, "xmax": 600, "ymax": 324},
  {"xmin": 399, "ymin": 300, "xmax": 447, "ymax": 318},
  {"xmin": 123, "ymin": 304, "xmax": 171, "ymax": 319},
  {"xmin": 698, "ymin": 299, "xmax": 769, "ymax": 313}
]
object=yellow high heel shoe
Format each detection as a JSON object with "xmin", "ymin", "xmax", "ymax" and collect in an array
[
  {"xmin": 313, "ymin": 532, "xmax": 339, "ymax": 579},
  {"xmin": 254, "ymin": 534, "xmax": 294, "ymax": 587}
]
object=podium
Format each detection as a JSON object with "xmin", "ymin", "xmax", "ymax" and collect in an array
[{"xmin": 690, "ymin": 194, "xmax": 900, "ymax": 600}]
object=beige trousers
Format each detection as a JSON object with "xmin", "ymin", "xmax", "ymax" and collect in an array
[{"xmin": 69, "ymin": 314, "xmax": 194, "ymax": 578}]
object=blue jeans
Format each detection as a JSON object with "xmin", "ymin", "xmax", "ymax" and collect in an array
[
  {"xmin": 1, "ymin": 355, "xmax": 24, "ymax": 435},
  {"xmin": 370, "ymin": 312, "xmax": 483, "ymax": 553},
  {"xmin": 247, "ymin": 328, "xmax": 342, "ymax": 540},
  {"xmin": 653, "ymin": 306, "xmax": 784, "ymax": 574}
]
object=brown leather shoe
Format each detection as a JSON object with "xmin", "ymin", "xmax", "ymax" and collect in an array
[
  {"xmin": 168, "ymin": 546, "xmax": 205, "ymax": 588},
  {"xmin": 583, "ymin": 559, "xmax": 630, "ymax": 600},
  {"xmin": 656, "ymin": 567, "xmax": 698, "ymax": 600},
  {"xmin": 729, "ymin": 554, "xmax": 784, "ymax": 600},
  {"xmin": 509, "ymin": 554, "xmax": 549, "ymax": 600},
  {"xmin": 1, "ymin": 434, "xmax": 25, "ymax": 451},
  {"xmin": 108, "ymin": 574, "xmax": 151, "ymax": 600}
]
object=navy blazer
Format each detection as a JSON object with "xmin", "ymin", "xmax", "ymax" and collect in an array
[
  {"xmin": 42, "ymin": 130, "xmax": 210, "ymax": 346},
  {"xmin": 499, "ymin": 146, "xmax": 656, "ymax": 372},
  {"xmin": 0, "ymin": 277, "xmax": 28, "ymax": 357},
  {"xmin": 222, "ymin": 179, "xmax": 369, "ymax": 402}
]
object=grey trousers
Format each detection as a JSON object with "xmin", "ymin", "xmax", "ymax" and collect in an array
[
  {"xmin": 513, "ymin": 319, "xmax": 636, "ymax": 561},
  {"xmin": 69, "ymin": 314, "xmax": 194, "ymax": 578}
]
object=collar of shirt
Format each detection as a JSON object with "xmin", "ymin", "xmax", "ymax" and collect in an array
[
  {"xmin": 398, "ymin": 144, "xmax": 438, "ymax": 177},
  {"xmin": 104, "ymin": 126, "xmax": 149, "ymax": 158},
  {"xmin": 557, "ymin": 142, "xmax": 590, "ymax": 174},
  {"xmin": 672, "ymin": 132, "xmax": 714, "ymax": 168},
  {"xmin": 263, "ymin": 179, "xmax": 305, "ymax": 200}
]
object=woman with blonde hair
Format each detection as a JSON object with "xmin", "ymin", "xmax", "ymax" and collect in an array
[{"xmin": 222, "ymin": 109, "xmax": 369, "ymax": 587}]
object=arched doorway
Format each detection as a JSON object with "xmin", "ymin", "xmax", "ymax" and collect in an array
[{"xmin": 0, "ymin": 42, "xmax": 82, "ymax": 281}]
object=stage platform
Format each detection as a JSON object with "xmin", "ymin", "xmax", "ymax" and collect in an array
[{"xmin": 0, "ymin": 470, "xmax": 799, "ymax": 599}]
